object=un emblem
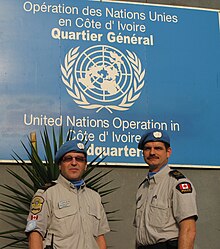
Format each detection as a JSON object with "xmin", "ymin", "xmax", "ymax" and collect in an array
[{"xmin": 61, "ymin": 45, "xmax": 145, "ymax": 113}]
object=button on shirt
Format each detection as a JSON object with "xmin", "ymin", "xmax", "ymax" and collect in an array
[
  {"xmin": 25, "ymin": 175, "xmax": 110, "ymax": 249},
  {"xmin": 134, "ymin": 166, "xmax": 198, "ymax": 246}
]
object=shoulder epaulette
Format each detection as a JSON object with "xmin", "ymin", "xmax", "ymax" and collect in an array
[
  {"xmin": 169, "ymin": 170, "xmax": 186, "ymax": 180},
  {"xmin": 40, "ymin": 182, "xmax": 57, "ymax": 191},
  {"xmin": 138, "ymin": 178, "xmax": 147, "ymax": 188}
]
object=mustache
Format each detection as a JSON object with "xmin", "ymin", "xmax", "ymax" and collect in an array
[{"xmin": 147, "ymin": 155, "xmax": 159, "ymax": 160}]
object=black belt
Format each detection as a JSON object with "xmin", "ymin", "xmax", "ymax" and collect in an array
[{"xmin": 137, "ymin": 240, "xmax": 178, "ymax": 249}]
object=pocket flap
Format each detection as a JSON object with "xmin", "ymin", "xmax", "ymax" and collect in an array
[
  {"xmin": 88, "ymin": 205, "xmax": 101, "ymax": 220},
  {"xmin": 54, "ymin": 206, "xmax": 77, "ymax": 218}
]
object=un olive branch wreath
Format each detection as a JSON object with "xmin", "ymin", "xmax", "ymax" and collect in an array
[{"xmin": 61, "ymin": 47, "xmax": 145, "ymax": 113}]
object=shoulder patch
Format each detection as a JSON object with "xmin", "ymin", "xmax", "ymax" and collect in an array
[
  {"xmin": 169, "ymin": 170, "xmax": 186, "ymax": 180},
  {"xmin": 176, "ymin": 182, "xmax": 192, "ymax": 194},
  {"xmin": 31, "ymin": 196, "xmax": 44, "ymax": 215},
  {"xmin": 25, "ymin": 220, "xmax": 37, "ymax": 232}
]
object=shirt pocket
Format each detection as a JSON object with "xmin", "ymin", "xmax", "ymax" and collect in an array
[
  {"xmin": 87, "ymin": 205, "xmax": 101, "ymax": 237},
  {"xmin": 53, "ymin": 206, "xmax": 77, "ymax": 236},
  {"xmin": 149, "ymin": 203, "xmax": 169, "ymax": 228},
  {"xmin": 54, "ymin": 206, "xmax": 77, "ymax": 218}
]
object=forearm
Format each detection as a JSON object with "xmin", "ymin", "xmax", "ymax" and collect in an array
[
  {"xmin": 96, "ymin": 234, "xmax": 107, "ymax": 249},
  {"xmin": 28, "ymin": 231, "xmax": 43, "ymax": 249},
  {"xmin": 178, "ymin": 218, "xmax": 196, "ymax": 249}
]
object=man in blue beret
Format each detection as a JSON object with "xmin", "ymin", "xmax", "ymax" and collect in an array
[
  {"xmin": 25, "ymin": 139, "xmax": 110, "ymax": 249},
  {"xmin": 134, "ymin": 128, "xmax": 198, "ymax": 249}
]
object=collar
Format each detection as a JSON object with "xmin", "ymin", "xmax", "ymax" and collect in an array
[
  {"xmin": 57, "ymin": 174, "xmax": 86, "ymax": 190},
  {"xmin": 70, "ymin": 179, "xmax": 85, "ymax": 189},
  {"xmin": 147, "ymin": 165, "xmax": 171, "ymax": 183}
]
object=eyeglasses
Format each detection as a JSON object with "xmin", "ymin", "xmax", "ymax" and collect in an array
[{"xmin": 62, "ymin": 156, "xmax": 87, "ymax": 163}]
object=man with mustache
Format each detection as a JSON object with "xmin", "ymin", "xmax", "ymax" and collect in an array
[
  {"xmin": 25, "ymin": 139, "xmax": 110, "ymax": 249},
  {"xmin": 134, "ymin": 129, "xmax": 198, "ymax": 249}
]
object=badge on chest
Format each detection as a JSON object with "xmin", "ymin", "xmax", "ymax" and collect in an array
[{"xmin": 58, "ymin": 200, "xmax": 71, "ymax": 209}]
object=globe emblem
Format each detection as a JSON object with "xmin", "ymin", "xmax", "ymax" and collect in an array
[
  {"xmin": 61, "ymin": 46, "xmax": 145, "ymax": 112},
  {"xmin": 74, "ymin": 45, "xmax": 133, "ymax": 102}
]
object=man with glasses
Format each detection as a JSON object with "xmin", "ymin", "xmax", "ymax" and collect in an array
[{"xmin": 25, "ymin": 139, "xmax": 110, "ymax": 249}]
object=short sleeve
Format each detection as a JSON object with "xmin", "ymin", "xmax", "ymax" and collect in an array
[
  {"xmin": 25, "ymin": 189, "xmax": 50, "ymax": 237},
  {"xmin": 98, "ymin": 203, "xmax": 111, "ymax": 235},
  {"xmin": 172, "ymin": 179, "xmax": 198, "ymax": 223}
]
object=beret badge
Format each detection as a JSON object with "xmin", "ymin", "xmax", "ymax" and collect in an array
[
  {"xmin": 153, "ymin": 131, "xmax": 162, "ymax": 138},
  {"xmin": 77, "ymin": 143, "xmax": 85, "ymax": 150}
]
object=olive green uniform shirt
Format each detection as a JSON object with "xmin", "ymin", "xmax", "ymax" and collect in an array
[
  {"xmin": 134, "ymin": 166, "xmax": 198, "ymax": 246},
  {"xmin": 25, "ymin": 175, "xmax": 110, "ymax": 249}
]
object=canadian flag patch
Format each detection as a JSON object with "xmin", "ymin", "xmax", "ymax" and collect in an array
[
  {"xmin": 31, "ymin": 215, "xmax": 38, "ymax": 220},
  {"xmin": 176, "ymin": 182, "xmax": 192, "ymax": 194}
]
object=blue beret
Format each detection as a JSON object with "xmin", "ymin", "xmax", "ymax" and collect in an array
[
  {"xmin": 55, "ymin": 140, "xmax": 87, "ymax": 164},
  {"xmin": 138, "ymin": 128, "xmax": 170, "ymax": 149}
]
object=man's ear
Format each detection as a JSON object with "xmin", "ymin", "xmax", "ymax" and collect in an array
[{"xmin": 167, "ymin": 147, "xmax": 172, "ymax": 158}]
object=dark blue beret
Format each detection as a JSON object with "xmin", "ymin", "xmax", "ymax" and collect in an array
[
  {"xmin": 55, "ymin": 140, "xmax": 87, "ymax": 164},
  {"xmin": 138, "ymin": 128, "xmax": 170, "ymax": 149}
]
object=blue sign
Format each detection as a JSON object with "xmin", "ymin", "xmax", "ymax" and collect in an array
[{"xmin": 0, "ymin": 0, "xmax": 219, "ymax": 167}]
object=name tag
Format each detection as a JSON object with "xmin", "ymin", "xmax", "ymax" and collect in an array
[{"xmin": 58, "ymin": 200, "xmax": 70, "ymax": 209}]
